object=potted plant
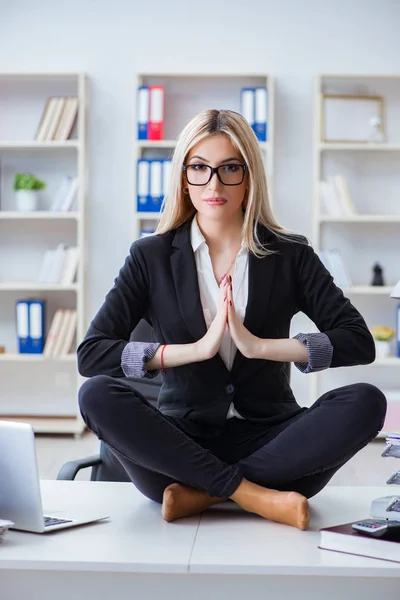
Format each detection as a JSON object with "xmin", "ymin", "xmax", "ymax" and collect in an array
[
  {"xmin": 13, "ymin": 172, "xmax": 46, "ymax": 211},
  {"xmin": 370, "ymin": 325, "xmax": 395, "ymax": 359}
]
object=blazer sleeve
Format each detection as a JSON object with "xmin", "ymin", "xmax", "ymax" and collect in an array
[
  {"xmin": 294, "ymin": 242, "xmax": 375, "ymax": 368},
  {"xmin": 77, "ymin": 242, "xmax": 150, "ymax": 378}
]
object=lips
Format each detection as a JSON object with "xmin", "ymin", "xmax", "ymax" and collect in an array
[{"xmin": 204, "ymin": 197, "xmax": 227, "ymax": 205}]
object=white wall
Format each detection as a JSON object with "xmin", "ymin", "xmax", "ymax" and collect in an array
[{"xmin": 1, "ymin": 0, "xmax": 400, "ymax": 403}]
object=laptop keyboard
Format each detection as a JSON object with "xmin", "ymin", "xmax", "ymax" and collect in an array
[{"xmin": 44, "ymin": 516, "xmax": 73, "ymax": 527}]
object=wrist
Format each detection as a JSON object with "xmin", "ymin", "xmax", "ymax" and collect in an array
[
  {"xmin": 254, "ymin": 338, "xmax": 270, "ymax": 360},
  {"xmin": 192, "ymin": 340, "xmax": 210, "ymax": 362}
]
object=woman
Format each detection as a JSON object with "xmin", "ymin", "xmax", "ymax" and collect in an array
[{"xmin": 78, "ymin": 109, "xmax": 386, "ymax": 530}]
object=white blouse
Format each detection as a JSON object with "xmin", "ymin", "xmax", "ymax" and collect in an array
[{"xmin": 191, "ymin": 215, "xmax": 247, "ymax": 419}]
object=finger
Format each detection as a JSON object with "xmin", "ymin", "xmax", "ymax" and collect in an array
[
  {"xmin": 227, "ymin": 283, "xmax": 234, "ymax": 321},
  {"xmin": 228, "ymin": 276, "xmax": 234, "ymax": 308}
]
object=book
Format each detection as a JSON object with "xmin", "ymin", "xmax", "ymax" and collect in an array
[
  {"xmin": 319, "ymin": 520, "xmax": 400, "ymax": 563},
  {"xmin": 54, "ymin": 97, "xmax": 79, "ymax": 141},
  {"xmin": 43, "ymin": 309, "xmax": 64, "ymax": 356}
]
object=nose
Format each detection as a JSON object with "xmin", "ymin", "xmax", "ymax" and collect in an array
[{"xmin": 208, "ymin": 169, "xmax": 222, "ymax": 190}]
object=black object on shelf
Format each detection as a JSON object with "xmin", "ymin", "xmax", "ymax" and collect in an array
[{"xmin": 371, "ymin": 263, "xmax": 385, "ymax": 286}]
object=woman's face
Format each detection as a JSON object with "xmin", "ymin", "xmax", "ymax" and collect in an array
[{"xmin": 184, "ymin": 134, "xmax": 248, "ymax": 223}]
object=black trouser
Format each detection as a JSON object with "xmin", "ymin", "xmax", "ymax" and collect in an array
[{"xmin": 79, "ymin": 376, "xmax": 386, "ymax": 502}]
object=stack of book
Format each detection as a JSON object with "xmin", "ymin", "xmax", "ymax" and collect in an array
[
  {"xmin": 319, "ymin": 520, "xmax": 400, "ymax": 563},
  {"xmin": 43, "ymin": 309, "xmax": 77, "ymax": 357},
  {"xmin": 35, "ymin": 97, "xmax": 79, "ymax": 142},
  {"xmin": 318, "ymin": 175, "xmax": 357, "ymax": 217},
  {"xmin": 49, "ymin": 176, "xmax": 79, "ymax": 212},
  {"xmin": 36, "ymin": 245, "xmax": 79, "ymax": 285}
]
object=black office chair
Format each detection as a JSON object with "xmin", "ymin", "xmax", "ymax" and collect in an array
[{"xmin": 57, "ymin": 319, "xmax": 161, "ymax": 483}]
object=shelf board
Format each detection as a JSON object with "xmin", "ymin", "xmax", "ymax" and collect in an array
[
  {"xmin": 0, "ymin": 415, "xmax": 86, "ymax": 435},
  {"xmin": 318, "ymin": 73, "xmax": 400, "ymax": 80},
  {"xmin": 319, "ymin": 142, "xmax": 400, "ymax": 151},
  {"xmin": 0, "ymin": 282, "xmax": 79, "ymax": 292},
  {"xmin": 136, "ymin": 212, "xmax": 161, "ymax": 220},
  {"xmin": 0, "ymin": 353, "xmax": 76, "ymax": 362},
  {"xmin": 137, "ymin": 140, "xmax": 177, "ymax": 149},
  {"xmin": 136, "ymin": 140, "xmax": 269, "ymax": 150},
  {"xmin": 343, "ymin": 286, "xmax": 395, "ymax": 295},
  {"xmin": 138, "ymin": 72, "xmax": 270, "ymax": 78},
  {"xmin": 319, "ymin": 215, "xmax": 400, "ymax": 223},
  {"xmin": 0, "ymin": 211, "xmax": 79, "ymax": 220},
  {"xmin": 0, "ymin": 141, "xmax": 80, "ymax": 150},
  {"xmin": 0, "ymin": 72, "xmax": 83, "ymax": 79}
]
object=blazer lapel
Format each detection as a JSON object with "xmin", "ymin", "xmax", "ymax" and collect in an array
[
  {"xmin": 232, "ymin": 243, "xmax": 277, "ymax": 372},
  {"xmin": 170, "ymin": 222, "xmax": 207, "ymax": 342}
]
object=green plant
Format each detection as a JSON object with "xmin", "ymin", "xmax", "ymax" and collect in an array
[{"xmin": 13, "ymin": 172, "xmax": 46, "ymax": 191}]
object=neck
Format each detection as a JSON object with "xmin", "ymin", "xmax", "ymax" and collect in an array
[{"xmin": 196, "ymin": 211, "xmax": 244, "ymax": 252}]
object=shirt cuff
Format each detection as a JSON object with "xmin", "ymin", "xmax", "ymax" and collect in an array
[
  {"xmin": 292, "ymin": 332, "xmax": 333, "ymax": 374},
  {"xmin": 121, "ymin": 341, "xmax": 161, "ymax": 379}
]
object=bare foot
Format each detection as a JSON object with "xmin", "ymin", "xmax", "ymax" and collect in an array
[
  {"xmin": 230, "ymin": 479, "xmax": 310, "ymax": 530},
  {"xmin": 162, "ymin": 483, "xmax": 224, "ymax": 522}
]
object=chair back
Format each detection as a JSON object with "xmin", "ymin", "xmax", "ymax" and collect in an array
[{"xmin": 91, "ymin": 442, "xmax": 131, "ymax": 482}]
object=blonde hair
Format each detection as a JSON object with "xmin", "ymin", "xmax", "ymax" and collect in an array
[{"xmin": 155, "ymin": 109, "xmax": 302, "ymax": 257}]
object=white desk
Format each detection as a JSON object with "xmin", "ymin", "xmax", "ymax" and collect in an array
[{"xmin": 1, "ymin": 482, "xmax": 399, "ymax": 600}]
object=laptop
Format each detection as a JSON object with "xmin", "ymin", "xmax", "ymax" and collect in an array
[{"xmin": 0, "ymin": 420, "xmax": 109, "ymax": 533}]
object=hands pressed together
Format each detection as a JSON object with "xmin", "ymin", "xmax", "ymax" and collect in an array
[{"xmin": 197, "ymin": 275, "xmax": 261, "ymax": 361}]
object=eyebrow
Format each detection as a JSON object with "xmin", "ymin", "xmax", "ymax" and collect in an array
[{"xmin": 188, "ymin": 155, "xmax": 242, "ymax": 164}]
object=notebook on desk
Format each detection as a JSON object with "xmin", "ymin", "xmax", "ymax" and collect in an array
[{"xmin": 0, "ymin": 420, "xmax": 109, "ymax": 533}]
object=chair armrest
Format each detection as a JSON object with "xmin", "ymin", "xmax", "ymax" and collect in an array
[{"xmin": 56, "ymin": 455, "xmax": 102, "ymax": 480}]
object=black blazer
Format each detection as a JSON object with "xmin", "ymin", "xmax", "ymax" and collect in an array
[{"xmin": 77, "ymin": 220, "xmax": 375, "ymax": 437}]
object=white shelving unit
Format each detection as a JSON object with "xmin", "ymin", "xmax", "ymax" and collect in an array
[
  {"xmin": 312, "ymin": 74, "xmax": 400, "ymax": 434},
  {"xmin": 0, "ymin": 73, "xmax": 88, "ymax": 436},
  {"xmin": 132, "ymin": 73, "xmax": 274, "ymax": 241}
]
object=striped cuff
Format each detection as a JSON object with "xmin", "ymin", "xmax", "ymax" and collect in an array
[
  {"xmin": 121, "ymin": 341, "xmax": 161, "ymax": 379},
  {"xmin": 293, "ymin": 332, "xmax": 333, "ymax": 374}
]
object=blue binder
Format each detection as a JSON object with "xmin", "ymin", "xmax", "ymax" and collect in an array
[
  {"xmin": 253, "ymin": 87, "xmax": 268, "ymax": 142},
  {"xmin": 16, "ymin": 299, "xmax": 45, "ymax": 354},
  {"xmin": 137, "ymin": 86, "xmax": 149, "ymax": 140},
  {"xmin": 240, "ymin": 87, "xmax": 255, "ymax": 130},
  {"xmin": 137, "ymin": 159, "xmax": 151, "ymax": 212},
  {"xmin": 149, "ymin": 160, "xmax": 163, "ymax": 212}
]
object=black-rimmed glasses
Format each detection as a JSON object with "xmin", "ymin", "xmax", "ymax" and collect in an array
[{"xmin": 183, "ymin": 163, "xmax": 247, "ymax": 186}]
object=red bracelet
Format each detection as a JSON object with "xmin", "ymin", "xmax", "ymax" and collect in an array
[{"xmin": 161, "ymin": 344, "xmax": 168, "ymax": 374}]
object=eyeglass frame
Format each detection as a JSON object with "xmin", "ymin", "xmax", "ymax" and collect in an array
[{"xmin": 182, "ymin": 163, "xmax": 247, "ymax": 186}]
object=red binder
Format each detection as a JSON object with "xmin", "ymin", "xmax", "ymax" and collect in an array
[{"xmin": 148, "ymin": 85, "xmax": 165, "ymax": 140}]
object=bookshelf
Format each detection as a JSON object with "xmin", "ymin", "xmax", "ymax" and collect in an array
[
  {"xmin": 312, "ymin": 74, "xmax": 400, "ymax": 435},
  {"xmin": 0, "ymin": 73, "xmax": 88, "ymax": 436},
  {"xmin": 132, "ymin": 73, "xmax": 274, "ymax": 241}
]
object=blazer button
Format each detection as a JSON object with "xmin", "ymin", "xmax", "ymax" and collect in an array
[{"xmin": 225, "ymin": 384, "xmax": 235, "ymax": 395}]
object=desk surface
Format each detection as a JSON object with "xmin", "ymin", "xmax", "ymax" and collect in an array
[{"xmin": 1, "ymin": 481, "xmax": 399, "ymax": 577}]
